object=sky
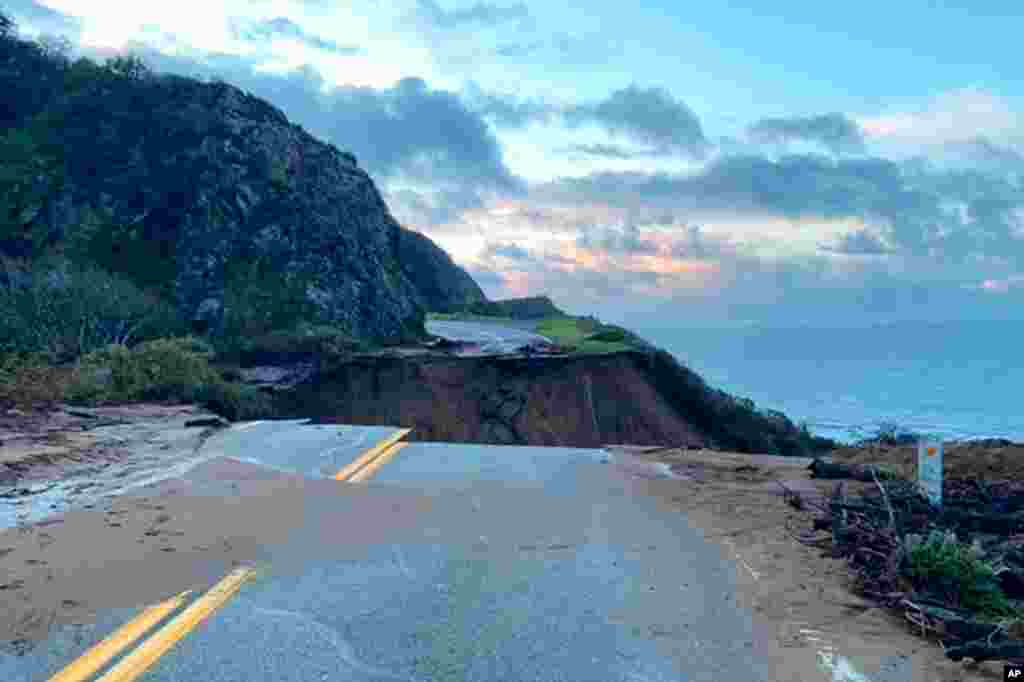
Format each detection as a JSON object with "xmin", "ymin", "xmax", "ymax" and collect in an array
[{"xmin": 7, "ymin": 0, "xmax": 1024, "ymax": 328}]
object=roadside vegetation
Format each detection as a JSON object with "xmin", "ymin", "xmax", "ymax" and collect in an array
[
  {"xmin": 534, "ymin": 317, "xmax": 641, "ymax": 354},
  {"xmin": 1, "ymin": 335, "xmax": 276, "ymax": 421},
  {"xmin": 803, "ymin": 446, "xmax": 1024, "ymax": 664},
  {"xmin": 0, "ymin": 14, "xmax": 378, "ymax": 420}
]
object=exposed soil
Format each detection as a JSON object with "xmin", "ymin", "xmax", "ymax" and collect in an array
[
  {"xmin": 832, "ymin": 439, "xmax": 1024, "ymax": 481},
  {"xmin": 624, "ymin": 446, "xmax": 1009, "ymax": 681},
  {"xmin": 281, "ymin": 353, "xmax": 709, "ymax": 449}
]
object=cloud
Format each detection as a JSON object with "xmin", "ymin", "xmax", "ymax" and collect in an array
[
  {"xmin": 575, "ymin": 224, "xmax": 659, "ymax": 255},
  {"xmin": 747, "ymin": 113, "xmax": 865, "ymax": 154},
  {"xmin": 96, "ymin": 45, "xmax": 522, "ymax": 228},
  {"xmin": 412, "ymin": 0, "xmax": 529, "ymax": 30},
  {"xmin": 229, "ymin": 16, "xmax": 362, "ymax": 56},
  {"xmin": 493, "ymin": 39, "xmax": 543, "ymax": 57},
  {"xmin": 483, "ymin": 242, "xmax": 534, "ymax": 261},
  {"xmin": 322, "ymin": 77, "xmax": 522, "ymax": 189},
  {"xmin": 461, "ymin": 82, "xmax": 558, "ymax": 128},
  {"xmin": 976, "ymin": 274, "xmax": 1024, "ymax": 293},
  {"xmin": 566, "ymin": 85, "xmax": 708, "ymax": 158},
  {"xmin": 667, "ymin": 224, "xmax": 739, "ymax": 260},
  {"xmin": 537, "ymin": 153, "xmax": 1024, "ymax": 267},
  {"xmin": 564, "ymin": 143, "xmax": 647, "ymax": 160},
  {"xmin": 858, "ymin": 88, "xmax": 1023, "ymax": 149},
  {"xmin": 491, "ymin": 32, "xmax": 606, "ymax": 62},
  {"xmin": 943, "ymin": 137, "xmax": 1024, "ymax": 176},
  {"xmin": 819, "ymin": 229, "xmax": 893, "ymax": 255},
  {"xmin": 3, "ymin": 0, "xmax": 82, "ymax": 37},
  {"xmin": 463, "ymin": 265, "xmax": 507, "ymax": 294}
]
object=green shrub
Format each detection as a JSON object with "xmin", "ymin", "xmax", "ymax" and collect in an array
[
  {"xmin": 218, "ymin": 257, "xmax": 318, "ymax": 344},
  {"xmin": 534, "ymin": 318, "xmax": 640, "ymax": 354},
  {"xmin": 193, "ymin": 380, "xmax": 274, "ymax": 422},
  {"xmin": 66, "ymin": 336, "xmax": 219, "ymax": 404},
  {"xmin": 0, "ymin": 256, "xmax": 185, "ymax": 362},
  {"xmin": 0, "ymin": 126, "xmax": 60, "ymax": 258},
  {"xmin": 64, "ymin": 335, "xmax": 274, "ymax": 421},
  {"xmin": 909, "ymin": 535, "xmax": 1013, "ymax": 617},
  {"xmin": 641, "ymin": 348, "xmax": 836, "ymax": 456},
  {"xmin": 535, "ymin": 317, "xmax": 592, "ymax": 347},
  {"xmin": 863, "ymin": 422, "xmax": 920, "ymax": 446},
  {"xmin": 586, "ymin": 327, "xmax": 628, "ymax": 344}
]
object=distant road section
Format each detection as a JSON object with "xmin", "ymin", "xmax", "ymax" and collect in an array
[{"xmin": 425, "ymin": 319, "xmax": 552, "ymax": 355}]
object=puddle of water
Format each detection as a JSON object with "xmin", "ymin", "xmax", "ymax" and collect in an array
[{"xmin": 786, "ymin": 622, "xmax": 886, "ymax": 682}]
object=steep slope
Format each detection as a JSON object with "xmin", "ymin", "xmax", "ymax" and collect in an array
[
  {"xmin": 274, "ymin": 349, "xmax": 834, "ymax": 456},
  {"xmin": 0, "ymin": 28, "xmax": 483, "ymax": 343},
  {"xmin": 397, "ymin": 228, "xmax": 487, "ymax": 312}
]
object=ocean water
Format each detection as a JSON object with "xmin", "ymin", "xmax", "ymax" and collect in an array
[{"xmin": 627, "ymin": 319, "xmax": 1024, "ymax": 445}]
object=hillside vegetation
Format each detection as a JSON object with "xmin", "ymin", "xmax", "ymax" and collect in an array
[
  {"xmin": 0, "ymin": 12, "xmax": 483, "ymax": 364},
  {"xmin": 436, "ymin": 295, "xmax": 565, "ymax": 319},
  {"xmin": 0, "ymin": 14, "xmax": 477, "ymax": 414}
]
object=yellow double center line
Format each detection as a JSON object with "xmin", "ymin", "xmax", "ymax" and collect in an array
[
  {"xmin": 47, "ymin": 570, "xmax": 252, "ymax": 682},
  {"xmin": 50, "ymin": 428, "xmax": 412, "ymax": 682},
  {"xmin": 333, "ymin": 428, "xmax": 412, "ymax": 482}
]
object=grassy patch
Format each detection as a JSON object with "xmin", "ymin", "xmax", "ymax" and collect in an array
[
  {"xmin": 572, "ymin": 339, "xmax": 633, "ymax": 354},
  {"xmin": 535, "ymin": 316, "xmax": 598, "ymax": 344},
  {"xmin": 909, "ymin": 534, "xmax": 1014, "ymax": 618},
  {"xmin": 535, "ymin": 317, "xmax": 639, "ymax": 354}
]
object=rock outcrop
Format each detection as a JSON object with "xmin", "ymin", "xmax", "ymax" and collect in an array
[
  {"xmin": 0, "ymin": 31, "xmax": 484, "ymax": 342},
  {"xmin": 396, "ymin": 228, "xmax": 486, "ymax": 312}
]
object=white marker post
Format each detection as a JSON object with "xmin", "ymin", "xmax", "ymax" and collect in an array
[{"xmin": 917, "ymin": 439, "xmax": 943, "ymax": 509}]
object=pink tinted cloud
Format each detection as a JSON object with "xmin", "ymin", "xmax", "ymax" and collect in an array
[
  {"xmin": 978, "ymin": 274, "xmax": 1024, "ymax": 293},
  {"xmin": 858, "ymin": 88, "xmax": 1022, "ymax": 147},
  {"xmin": 502, "ymin": 270, "xmax": 534, "ymax": 297}
]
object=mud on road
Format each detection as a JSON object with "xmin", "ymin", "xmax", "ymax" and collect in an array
[
  {"xmin": 0, "ymin": 403, "xmax": 1008, "ymax": 680},
  {"xmin": 0, "ymin": 403, "xmax": 228, "ymax": 528}
]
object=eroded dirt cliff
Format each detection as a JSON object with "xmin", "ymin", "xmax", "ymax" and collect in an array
[
  {"xmin": 271, "ymin": 347, "xmax": 829, "ymax": 456},
  {"xmin": 277, "ymin": 351, "xmax": 705, "ymax": 448}
]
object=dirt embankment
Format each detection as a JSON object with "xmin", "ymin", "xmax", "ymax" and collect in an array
[
  {"xmin": 276, "ymin": 352, "xmax": 707, "ymax": 448},
  {"xmin": 831, "ymin": 439, "xmax": 1024, "ymax": 481},
  {"xmin": 628, "ymin": 447, "xmax": 1009, "ymax": 682},
  {"xmin": 271, "ymin": 350, "xmax": 824, "ymax": 455}
]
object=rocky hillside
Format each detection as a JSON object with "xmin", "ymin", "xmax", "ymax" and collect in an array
[
  {"xmin": 0, "ymin": 21, "xmax": 483, "ymax": 345},
  {"xmin": 397, "ymin": 228, "xmax": 486, "ymax": 312}
]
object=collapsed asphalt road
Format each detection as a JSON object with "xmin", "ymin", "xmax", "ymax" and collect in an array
[
  {"xmin": 1, "ymin": 420, "xmax": 780, "ymax": 682},
  {"xmin": 424, "ymin": 319, "xmax": 552, "ymax": 355}
]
